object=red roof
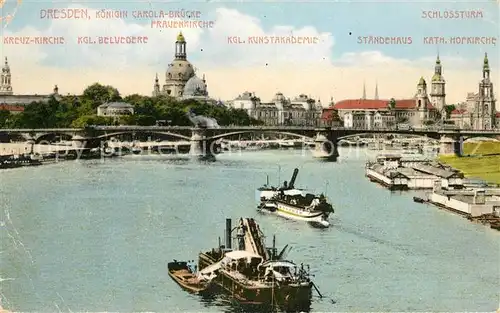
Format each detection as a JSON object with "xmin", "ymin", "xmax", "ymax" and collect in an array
[
  {"xmin": 332, "ymin": 99, "xmax": 434, "ymax": 110},
  {"xmin": 451, "ymin": 109, "xmax": 467, "ymax": 115},
  {"xmin": 321, "ymin": 108, "xmax": 338, "ymax": 120},
  {"xmin": 0, "ymin": 104, "xmax": 24, "ymax": 112},
  {"xmin": 496, "ymin": 112, "xmax": 500, "ymax": 118}
]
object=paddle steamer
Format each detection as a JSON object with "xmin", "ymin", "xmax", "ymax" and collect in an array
[{"xmin": 256, "ymin": 168, "xmax": 334, "ymax": 227}]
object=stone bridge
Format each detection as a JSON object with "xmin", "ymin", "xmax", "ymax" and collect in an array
[{"xmin": 1, "ymin": 126, "xmax": 499, "ymax": 161}]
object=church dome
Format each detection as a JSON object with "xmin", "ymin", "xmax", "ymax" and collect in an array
[
  {"xmin": 184, "ymin": 75, "xmax": 207, "ymax": 96},
  {"xmin": 177, "ymin": 32, "xmax": 185, "ymax": 42},
  {"xmin": 166, "ymin": 59, "xmax": 194, "ymax": 82}
]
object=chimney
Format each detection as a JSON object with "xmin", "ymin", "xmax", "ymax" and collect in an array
[{"xmin": 225, "ymin": 218, "xmax": 232, "ymax": 249}]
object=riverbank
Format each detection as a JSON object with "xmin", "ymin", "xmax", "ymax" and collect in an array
[{"xmin": 438, "ymin": 141, "xmax": 500, "ymax": 185}]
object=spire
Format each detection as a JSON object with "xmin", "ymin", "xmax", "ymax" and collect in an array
[
  {"xmin": 155, "ymin": 73, "xmax": 159, "ymax": 83},
  {"xmin": 483, "ymin": 52, "xmax": 489, "ymax": 71},
  {"xmin": 0, "ymin": 56, "xmax": 13, "ymax": 95},
  {"xmin": 432, "ymin": 53, "xmax": 443, "ymax": 81},
  {"xmin": 362, "ymin": 81, "xmax": 366, "ymax": 99},
  {"xmin": 2, "ymin": 57, "xmax": 9, "ymax": 71},
  {"xmin": 374, "ymin": 81, "xmax": 379, "ymax": 100}
]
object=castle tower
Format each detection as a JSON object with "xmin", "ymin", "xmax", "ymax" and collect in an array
[
  {"xmin": 476, "ymin": 53, "xmax": 496, "ymax": 129},
  {"xmin": 430, "ymin": 54, "xmax": 446, "ymax": 117},
  {"xmin": 416, "ymin": 77, "xmax": 429, "ymax": 122},
  {"xmin": 0, "ymin": 57, "xmax": 13, "ymax": 95}
]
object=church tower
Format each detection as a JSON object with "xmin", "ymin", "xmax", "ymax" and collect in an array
[
  {"xmin": 416, "ymin": 77, "xmax": 429, "ymax": 122},
  {"xmin": 476, "ymin": 53, "xmax": 496, "ymax": 129},
  {"xmin": 430, "ymin": 54, "xmax": 446, "ymax": 117},
  {"xmin": 374, "ymin": 81, "xmax": 379, "ymax": 100},
  {"xmin": 152, "ymin": 73, "xmax": 160, "ymax": 97},
  {"xmin": 0, "ymin": 57, "xmax": 13, "ymax": 96},
  {"xmin": 175, "ymin": 32, "xmax": 187, "ymax": 60},
  {"xmin": 158, "ymin": 32, "xmax": 195, "ymax": 98}
]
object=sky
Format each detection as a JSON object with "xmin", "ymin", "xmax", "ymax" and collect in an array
[{"xmin": 0, "ymin": 0, "xmax": 499, "ymax": 108}]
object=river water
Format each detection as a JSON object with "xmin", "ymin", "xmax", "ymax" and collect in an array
[{"xmin": 0, "ymin": 148, "xmax": 498, "ymax": 312}]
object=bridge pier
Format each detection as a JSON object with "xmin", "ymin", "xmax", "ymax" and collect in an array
[
  {"xmin": 439, "ymin": 135, "xmax": 463, "ymax": 157},
  {"xmin": 190, "ymin": 129, "xmax": 221, "ymax": 161},
  {"xmin": 313, "ymin": 131, "xmax": 339, "ymax": 161},
  {"xmin": 67, "ymin": 135, "xmax": 102, "ymax": 159}
]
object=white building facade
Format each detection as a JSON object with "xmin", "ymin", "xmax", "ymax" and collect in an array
[
  {"xmin": 228, "ymin": 92, "xmax": 323, "ymax": 126},
  {"xmin": 97, "ymin": 102, "xmax": 134, "ymax": 117},
  {"xmin": 328, "ymin": 77, "xmax": 436, "ymax": 129}
]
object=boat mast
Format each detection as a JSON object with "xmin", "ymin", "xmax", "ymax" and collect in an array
[{"xmin": 277, "ymin": 165, "xmax": 281, "ymax": 186}]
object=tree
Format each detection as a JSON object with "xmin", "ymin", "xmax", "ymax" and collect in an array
[
  {"xmin": 7, "ymin": 83, "xmax": 257, "ymax": 128},
  {"xmin": 71, "ymin": 114, "xmax": 113, "ymax": 127},
  {"xmin": 444, "ymin": 104, "xmax": 456, "ymax": 119},
  {"xmin": 0, "ymin": 109, "xmax": 11, "ymax": 128},
  {"xmin": 388, "ymin": 98, "xmax": 396, "ymax": 110},
  {"xmin": 82, "ymin": 83, "xmax": 121, "ymax": 108},
  {"xmin": 396, "ymin": 116, "xmax": 409, "ymax": 124}
]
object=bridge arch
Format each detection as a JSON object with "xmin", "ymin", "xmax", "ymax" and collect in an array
[
  {"xmin": 208, "ymin": 130, "xmax": 314, "ymax": 141},
  {"xmin": 462, "ymin": 136, "xmax": 500, "ymax": 142},
  {"xmin": 35, "ymin": 132, "xmax": 74, "ymax": 143},
  {"xmin": 96, "ymin": 131, "xmax": 191, "ymax": 141},
  {"xmin": 337, "ymin": 132, "xmax": 440, "ymax": 142}
]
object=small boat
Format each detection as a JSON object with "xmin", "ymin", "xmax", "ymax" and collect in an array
[
  {"xmin": 167, "ymin": 260, "xmax": 212, "ymax": 294},
  {"xmin": 131, "ymin": 147, "xmax": 142, "ymax": 155},
  {"xmin": 278, "ymin": 140, "xmax": 295, "ymax": 149},
  {"xmin": 413, "ymin": 196, "xmax": 426, "ymax": 203}
]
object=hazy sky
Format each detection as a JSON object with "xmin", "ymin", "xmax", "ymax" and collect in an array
[{"xmin": 1, "ymin": 0, "xmax": 498, "ymax": 107}]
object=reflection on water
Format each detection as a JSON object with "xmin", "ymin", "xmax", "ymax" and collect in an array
[
  {"xmin": 0, "ymin": 149, "xmax": 498, "ymax": 312},
  {"xmin": 198, "ymin": 293, "xmax": 313, "ymax": 313}
]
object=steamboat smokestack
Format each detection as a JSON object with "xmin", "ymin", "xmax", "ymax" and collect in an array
[
  {"xmin": 289, "ymin": 168, "xmax": 299, "ymax": 189},
  {"xmin": 225, "ymin": 218, "xmax": 232, "ymax": 249}
]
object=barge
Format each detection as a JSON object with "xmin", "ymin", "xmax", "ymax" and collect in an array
[
  {"xmin": 197, "ymin": 218, "xmax": 320, "ymax": 310},
  {"xmin": 0, "ymin": 154, "xmax": 42, "ymax": 169}
]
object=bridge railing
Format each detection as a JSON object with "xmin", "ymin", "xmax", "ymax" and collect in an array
[{"xmin": 1, "ymin": 126, "xmax": 498, "ymax": 133}]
